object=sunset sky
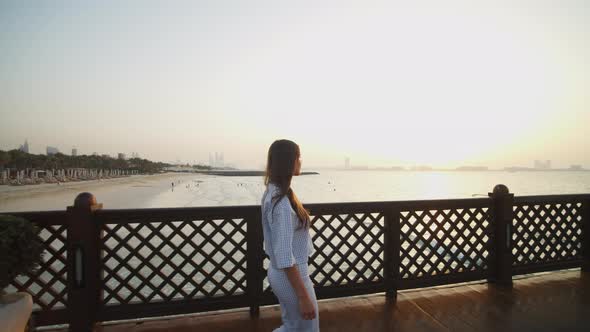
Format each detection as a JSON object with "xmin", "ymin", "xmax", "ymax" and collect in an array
[{"xmin": 1, "ymin": 0, "xmax": 588, "ymax": 169}]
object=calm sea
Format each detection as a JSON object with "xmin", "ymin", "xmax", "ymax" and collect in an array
[
  {"xmin": 2, "ymin": 170, "xmax": 589, "ymax": 212},
  {"xmin": 292, "ymin": 170, "xmax": 590, "ymax": 203},
  {"xmin": 7, "ymin": 170, "xmax": 590, "ymax": 309},
  {"xmin": 148, "ymin": 170, "xmax": 590, "ymax": 208}
]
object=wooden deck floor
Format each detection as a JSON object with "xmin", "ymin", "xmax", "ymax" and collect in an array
[{"xmin": 54, "ymin": 270, "xmax": 590, "ymax": 332}]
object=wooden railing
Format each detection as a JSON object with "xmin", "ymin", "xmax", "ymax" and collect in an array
[{"xmin": 5, "ymin": 185, "xmax": 590, "ymax": 331}]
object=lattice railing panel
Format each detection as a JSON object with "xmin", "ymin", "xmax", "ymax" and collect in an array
[
  {"xmin": 512, "ymin": 202, "xmax": 583, "ymax": 267},
  {"xmin": 400, "ymin": 207, "xmax": 490, "ymax": 280},
  {"xmin": 7, "ymin": 224, "xmax": 68, "ymax": 311},
  {"xmin": 262, "ymin": 212, "xmax": 384, "ymax": 294},
  {"xmin": 263, "ymin": 254, "xmax": 271, "ymax": 294},
  {"xmin": 101, "ymin": 218, "xmax": 247, "ymax": 305},
  {"xmin": 311, "ymin": 213, "xmax": 385, "ymax": 287}
]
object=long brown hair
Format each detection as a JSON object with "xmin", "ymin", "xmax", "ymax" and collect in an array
[{"xmin": 264, "ymin": 139, "xmax": 310, "ymax": 228}]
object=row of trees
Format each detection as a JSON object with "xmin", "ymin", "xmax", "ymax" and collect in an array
[{"xmin": 0, "ymin": 150, "xmax": 170, "ymax": 174}]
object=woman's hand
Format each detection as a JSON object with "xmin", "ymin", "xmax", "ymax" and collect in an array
[
  {"xmin": 298, "ymin": 294, "xmax": 316, "ymax": 320},
  {"xmin": 283, "ymin": 265, "xmax": 316, "ymax": 320}
]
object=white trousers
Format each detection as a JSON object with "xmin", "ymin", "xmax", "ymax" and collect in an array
[{"xmin": 268, "ymin": 262, "xmax": 320, "ymax": 331}]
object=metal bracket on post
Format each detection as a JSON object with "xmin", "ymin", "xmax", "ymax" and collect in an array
[
  {"xmin": 487, "ymin": 184, "xmax": 514, "ymax": 288},
  {"xmin": 73, "ymin": 243, "xmax": 85, "ymax": 288}
]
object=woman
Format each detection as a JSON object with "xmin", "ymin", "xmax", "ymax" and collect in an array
[{"xmin": 261, "ymin": 139, "xmax": 319, "ymax": 331}]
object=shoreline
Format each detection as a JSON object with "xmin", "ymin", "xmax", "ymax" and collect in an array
[
  {"xmin": 2, "ymin": 170, "xmax": 589, "ymax": 213},
  {"xmin": 0, "ymin": 173, "xmax": 198, "ymax": 211}
]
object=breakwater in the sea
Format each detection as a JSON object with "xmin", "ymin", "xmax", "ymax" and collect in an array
[{"xmin": 190, "ymin": 170, "xmax": 319, "ymax": 176}]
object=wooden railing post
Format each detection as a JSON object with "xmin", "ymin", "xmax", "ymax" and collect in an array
[
  {"xmin": 246, "ymin": 208, "xmax": 264, "ymax": 316},
  {"xmin": 583, "ymin": 199, "xmax": 590, "ymax": 273},
  {"xmin": 383, "ymin": 205, "xmax": 400, "ymax": 300},
  {"xmin": 487, "ymin": 184, "xmax": 514, "ymax": 287},
  {"xmin": 66, "ymin": 193, "xmax": 102, "ymax": 332}
]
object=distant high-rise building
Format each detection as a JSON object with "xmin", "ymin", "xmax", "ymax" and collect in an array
[
  {"xmin": 131, "ymin": 152, "xmax": 140, "ymax": 159},
  {"xmin": 46, "ymin": 146, "xmax": 59, "ymax": 155},
  {"xmin": 534, "ymin": 160, "xmax": 551, "ymax": 170},
  {"xmin": 118, "ymin": 153, "xmax": 126, "ymax": 160},
  {"xmin": 19, "ymin": 139, "xmax": 30, "ymax": 153},
  {"xmin": 72, "ymin": 148, "xmax": 78, "ymax": 156},
  {"xmin": 210, "ymin": 152, "xmax": 225, "ymax": 168},
  {"xmin": 345, "ymin": 157, "xmax": 350, "ymax": 169}
]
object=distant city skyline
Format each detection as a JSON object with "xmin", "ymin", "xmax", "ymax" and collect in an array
[
  {"xmin": 3, "ymin": 138, "xmax": 587, "ymax": 171},
  {"xmin": 46, "ymin": 146, "xmax": 59, "ymax": 156},
  {"xmin": 1, "ymin": 1, "xmax": 589, "ymax": 169}
]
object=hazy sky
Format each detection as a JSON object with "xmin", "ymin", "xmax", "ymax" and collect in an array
[{"xmin": 1, "ymin": 0, "xmax": 588, "ymax": 169}]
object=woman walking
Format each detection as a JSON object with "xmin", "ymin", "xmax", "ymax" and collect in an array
[{"xmin": 261, "ymin": 139, "xmax": 319, "ymax": 331}]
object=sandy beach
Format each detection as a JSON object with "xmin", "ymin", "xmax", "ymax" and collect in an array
[{"xmin": 0, "ymin": 172, "xmax": 202, "ymax": 212}]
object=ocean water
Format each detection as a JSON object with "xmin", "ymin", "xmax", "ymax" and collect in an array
[
  {"xmin": 149, "ymin": 170, "xmax": 590, "ymax": 208},
  {"xmin": 295, "ymin": 170, "xmax": 590, "ymax": 201},
  {"xmin": 6, "ymin": 170, "xmax": 590, "ymax": 310},
  {"xmin": 2, "ymin": 170, "xmax": 589, "ymax": 212},
  {"xmin": 116, "ymin": 170, "xmax": 590, "ymax": 300}
]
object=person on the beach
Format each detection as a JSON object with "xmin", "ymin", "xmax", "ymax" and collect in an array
[{"xmin": 261, "ymin": 139, "xmax": 318, "ymax": 331}]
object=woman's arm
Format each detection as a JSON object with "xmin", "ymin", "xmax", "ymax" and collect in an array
[{"xmin": 284, "ymin": 265, "xmax": 316, "ymax": 320}]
